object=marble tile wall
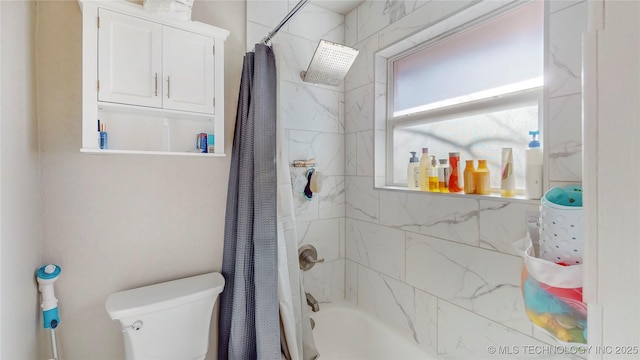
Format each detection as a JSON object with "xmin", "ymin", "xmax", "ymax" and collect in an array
[
  {"xmin": 246, "ymin": 0, "xmax": 586, "ymax": 357},
  {"xmin": 246, "ymin": 0, "xmax": 346, "ymax": 305},
  {"xmin": 344, "ymin": 0, "xmax": 586, "ymax": 358}
]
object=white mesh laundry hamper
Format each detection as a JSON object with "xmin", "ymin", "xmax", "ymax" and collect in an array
[{"xmin": 539, "ymin": 196, "xmax": 583, "ymax": 265}]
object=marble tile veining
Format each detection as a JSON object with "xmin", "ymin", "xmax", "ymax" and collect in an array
[
  {"xmin": 356, "ymin": 130, "xmax": 375, "ymax": 176},
  {"xmin": 289, "ymin": 3, "xmax": 344, "ymax": 44},
  {"xmin": 297, "ymin": 218, "xmax": 341, "ymax": 262},
  {"xmin": 379, "ymin": 190, "xmax": 478, "ymax": 245},
  {"xmin": 346, "ymin": 132, "xmax": 357, "ymax": 175},
  {"xmin": 479, "ymin": 200, "xmax": 540, "ymax": 256},
  {"xmin": 318, "ymin": 175, "xmax": 345, "ymax": 219},
  {"xmin": 547, "ymin": 1, "xmax": 587, "ymax": 98},
  {"xmin": 438, "ymin": 300, "xmax": 541, "ymax": 358},
  {"xmin": 344, "ymin": 35, "xmax": 379, "ymax": 92},
  {"xmin": 302, "ymin": 258, "xmax": 345, "ymax": 303},
  {"xmin": 288, "ymin": 130, "xmax": 345, "ymax": 176},
  {"xmin": 548, "ymin": 94, "xmax": 582, "ymax": 182},
  {"xmin": 281, "ymin": 81, "xmax": 343, "ymax": 134},
  {"xmin": 345, "ymin": 83, "xmax": 375, "ymax": 133},
  {"xmin": 346, "ymin": 218, "xmax": 406, "ymax": 280},
  {"xmin": 357, "ymin": 265, "xmax": 438, "ymax": 354},
  {"xmin": 406, "ymin": 233, "xmax": 532, "ymax": 334},
  {"xmin": 346, "ymin": 176, "xmax": 379, "ymax": 223}
]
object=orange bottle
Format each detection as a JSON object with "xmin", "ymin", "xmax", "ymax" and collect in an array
[
  {"xmin": 475, "ymin": 159, "xmax": 491, "ymax": 195},
  {"xmin": 463, "ymin": 160, "xmax": 476, "ymax": 194},
  {"xmin": 448, "ymin": 152, "xmax": 463, "ymax": 193}
]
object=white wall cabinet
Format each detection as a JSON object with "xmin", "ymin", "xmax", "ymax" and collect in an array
[{"xmin": 79, "ymin": 0, "xmax": 229, "ymax": 156}]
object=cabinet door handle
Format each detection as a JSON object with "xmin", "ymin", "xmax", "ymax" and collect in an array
[
  {"xmin": 154, "ymin": 73, "xmax": 158, "ymax": 97},
  {"xmin": 167, "ymin": 76, "xmax": 170, "ymax": 99}
]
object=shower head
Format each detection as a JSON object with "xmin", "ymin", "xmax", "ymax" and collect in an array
[{"xmin": 300, "ymin": 40, "xmax": 359, "ymax": 87}]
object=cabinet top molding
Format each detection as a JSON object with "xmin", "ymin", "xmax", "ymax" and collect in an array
[{"xmin": 77, "ymin": 0, "xmax": 230, "ymax": 40}]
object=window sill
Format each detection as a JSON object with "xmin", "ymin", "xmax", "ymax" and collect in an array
[{"xmin": 377, "ymin": 185, "xmax": 541, "ymax": 205}]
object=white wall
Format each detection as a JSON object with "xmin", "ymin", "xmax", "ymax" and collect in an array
[
  {"xmin": 0, "ymin": 1, "xmax": 43, "ymax": 359},
  {"xmin": 36, "ymin": 0, "xmax": 244, "ymax": 358}
]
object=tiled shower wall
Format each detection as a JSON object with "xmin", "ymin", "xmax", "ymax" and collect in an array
[
  {"xmin": 246, "ymin": 0, "xmax": 347, "ymax": 313},
  {"xmin": 343, "ymin": 0, "xmax": 586, "ymax": 357},
  {"xmin": 247, "ymin": 0, "xmax": 585, "ymax": 357}
]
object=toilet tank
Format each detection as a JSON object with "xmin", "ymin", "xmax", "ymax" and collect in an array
[{"xmin": 105, "ymin": 272, "xmax": 225, "ymax": 360}]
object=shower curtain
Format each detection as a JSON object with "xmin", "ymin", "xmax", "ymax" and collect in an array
[
  {"xmin": 218, "ymin": 44, "xmax": 280, "ymax": 360},
  {"xmin": 218, "ymin": 42, "xmax": 318, "ymax": 360}
]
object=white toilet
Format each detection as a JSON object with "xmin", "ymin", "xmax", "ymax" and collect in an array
[{"xmin": 105, "ymin": 272, "xmax": 225, "ymax": 360}]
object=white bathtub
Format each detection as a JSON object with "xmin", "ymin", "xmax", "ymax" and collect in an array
[{"xmin": 311, "ymin": 301, "xmax": 438, "ymax": 360}]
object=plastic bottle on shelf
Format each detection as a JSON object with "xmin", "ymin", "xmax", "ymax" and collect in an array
[
  {"xmin": 500, "ymin": 147, "xmax": 515, "ymax": 197},
  {"xmin": 464, "ymin": 160, "xmax": 476, "ymax": 194},
  {"xmin": 525, "ymin": 130, "xmax": 543, "ymax": 199},
  {"xmin": 448, "ymin": 152, "xmax": 462, "ymax": 193},
  {"xmin": 419, "ymin": 148, "xmax": 430, "ymax": 191},
  {"xmin": 407, "ymin": 151, "xmax": 420, "ymax": 190},
  {"xmin": 476, "ymin": 159, "xmax": 491, "ymax": 195},
  {"xmin": 429, "ymin": 156, "xmax": 439, "ymax": 192},
  {"xmin": 438, "ymin": 158, "xmax": 450, "ymax": 193}
]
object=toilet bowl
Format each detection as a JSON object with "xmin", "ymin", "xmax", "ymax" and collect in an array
[{"xmin": 105, "ymin": 272, "xmax": 225, "ymax": 360}]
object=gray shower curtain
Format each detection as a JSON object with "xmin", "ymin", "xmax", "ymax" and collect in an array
[{"xmin": 218, "ymin": 44, "xmax": 279, "ymax": 360}]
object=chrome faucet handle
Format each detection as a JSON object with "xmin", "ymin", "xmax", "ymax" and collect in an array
[
  {"xmin": 303, "ymin": 254, "xmax": 325, "ymax": 264},
  {"xmin": 298, "ymin": 245, "xmax": 324, "ymax": 271}
]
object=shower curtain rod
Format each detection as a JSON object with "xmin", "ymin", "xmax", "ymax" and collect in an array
[{"xmin": 261, "ymin": 0, "xmax": 311, "ymax": 44}]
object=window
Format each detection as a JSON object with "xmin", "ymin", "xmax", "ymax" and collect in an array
[{"xmin": 386, "ymin": 1, "xmax": 543, "ymax": 190}]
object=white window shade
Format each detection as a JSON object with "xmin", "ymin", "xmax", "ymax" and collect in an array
[{"xmin": 393, "ymin": 1, "xmax": 543, "ymax": 116}]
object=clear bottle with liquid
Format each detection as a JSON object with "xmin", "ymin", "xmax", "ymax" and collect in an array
[
  {"xmin": 407, "ymin": 151, "xmax": 420, "ymax": 190},
  {"xmin": 419, "ymin": 148, "xmax": 430, "ymax": 191},
  {"xmin": 428, "ymin": 156, "xmax": 439, "ymax": 192},
  {"xmin": 476, "ymin": 159, "xmax": 491, "ymax": 195},
  {"xmin": 438, "ymin": 158, "xmax": 450, "ymax": 193}
]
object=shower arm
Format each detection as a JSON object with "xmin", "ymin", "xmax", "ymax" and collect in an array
[{"xmin": 261, "ymin": 0, "xmax": 310, "ymax": 44}]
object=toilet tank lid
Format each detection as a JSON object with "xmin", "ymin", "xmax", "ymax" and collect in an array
[{"xmin": 105, "ymin": 272, "xmax": 225, "ymax": 320}]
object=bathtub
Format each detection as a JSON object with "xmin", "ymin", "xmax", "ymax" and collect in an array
[{"xmin": 311, "ymin": 301, "xmax": 438, "ymax": 360}]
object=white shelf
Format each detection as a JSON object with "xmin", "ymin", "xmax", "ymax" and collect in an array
[{"xmin": 81, "ymin": 148, "xmax": 226, "ymax": 157}]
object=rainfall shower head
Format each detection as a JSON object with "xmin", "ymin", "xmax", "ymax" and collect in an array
[{"xmin": 300, "ymin": 40, "xmax": 359, "ymax": 87}]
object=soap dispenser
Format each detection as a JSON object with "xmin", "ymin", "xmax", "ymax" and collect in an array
[
  {"xmin": 407, "ymin": 152, "xmax": 420, "ymax": 190},
  {"xmin": 525, "ymin": 130, "xmax": 543, "ymax": 199}
]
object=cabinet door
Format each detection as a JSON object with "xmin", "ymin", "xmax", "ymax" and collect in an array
[
  {"xmin": 162, "ymin": 26, "xmax": 215, "ymax": 114},
  {"xmin": 98, "ymin": 9, "xmax": 162, "ymax": 108}
]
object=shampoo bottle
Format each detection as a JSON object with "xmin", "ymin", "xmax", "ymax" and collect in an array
[
  {"xmin": 438, "ymin": 158, "xmax": 450, "ymax": 193},
  {"xmin": 448, "ymin": 152, "xmax": 462, "ymax": 192},
  {"xmin": 500, "ymin": 147, "xmax": 515, "ymax": 197},
  {"xmin": 463, "ymin": 160, "xmax": 476, "ymax": 194},
  {"xmin": 419, "ymin": 148, "xmax": 430, "ymax": 191},
  {"xmin": 476, "ymin": 159, "xmax": 491, "ymax": 195},
  {"xmin": 525, "ymin": 130, "xmax": 543, "ymax": 199},
  {"xmin": 407, "ymin": 152, "xmax": 420, "ymax": 190},
  {"xmin": 428, "ymin": 156, "xmax": 439, "ymax": 192}
]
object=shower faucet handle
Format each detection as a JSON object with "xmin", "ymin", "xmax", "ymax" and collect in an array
[{"xmin": 298, "ymin": 245, "xmax": 324, "ymax": 271}]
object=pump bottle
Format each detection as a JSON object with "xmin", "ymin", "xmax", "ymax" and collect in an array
[
  {"xmin": 407, "ymin": 152, "xmax": 420, "ymax": 190},
  {"xmin": 525, "ymin": 130, "xmax": 543, "ymax": 199},
  {"xmin": 419, "ymin": 148, "xmax": 430, "ymax": 191}
]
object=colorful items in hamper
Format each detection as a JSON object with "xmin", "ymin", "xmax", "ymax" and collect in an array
[{"xmin": 522, "ymin": 267, "xmax": 587, "ymax": 344}]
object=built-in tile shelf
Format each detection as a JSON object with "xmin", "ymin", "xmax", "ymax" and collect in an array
[{"xmin": 378, "ymin": 185, "xmax": 542, "ymax": 205}]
